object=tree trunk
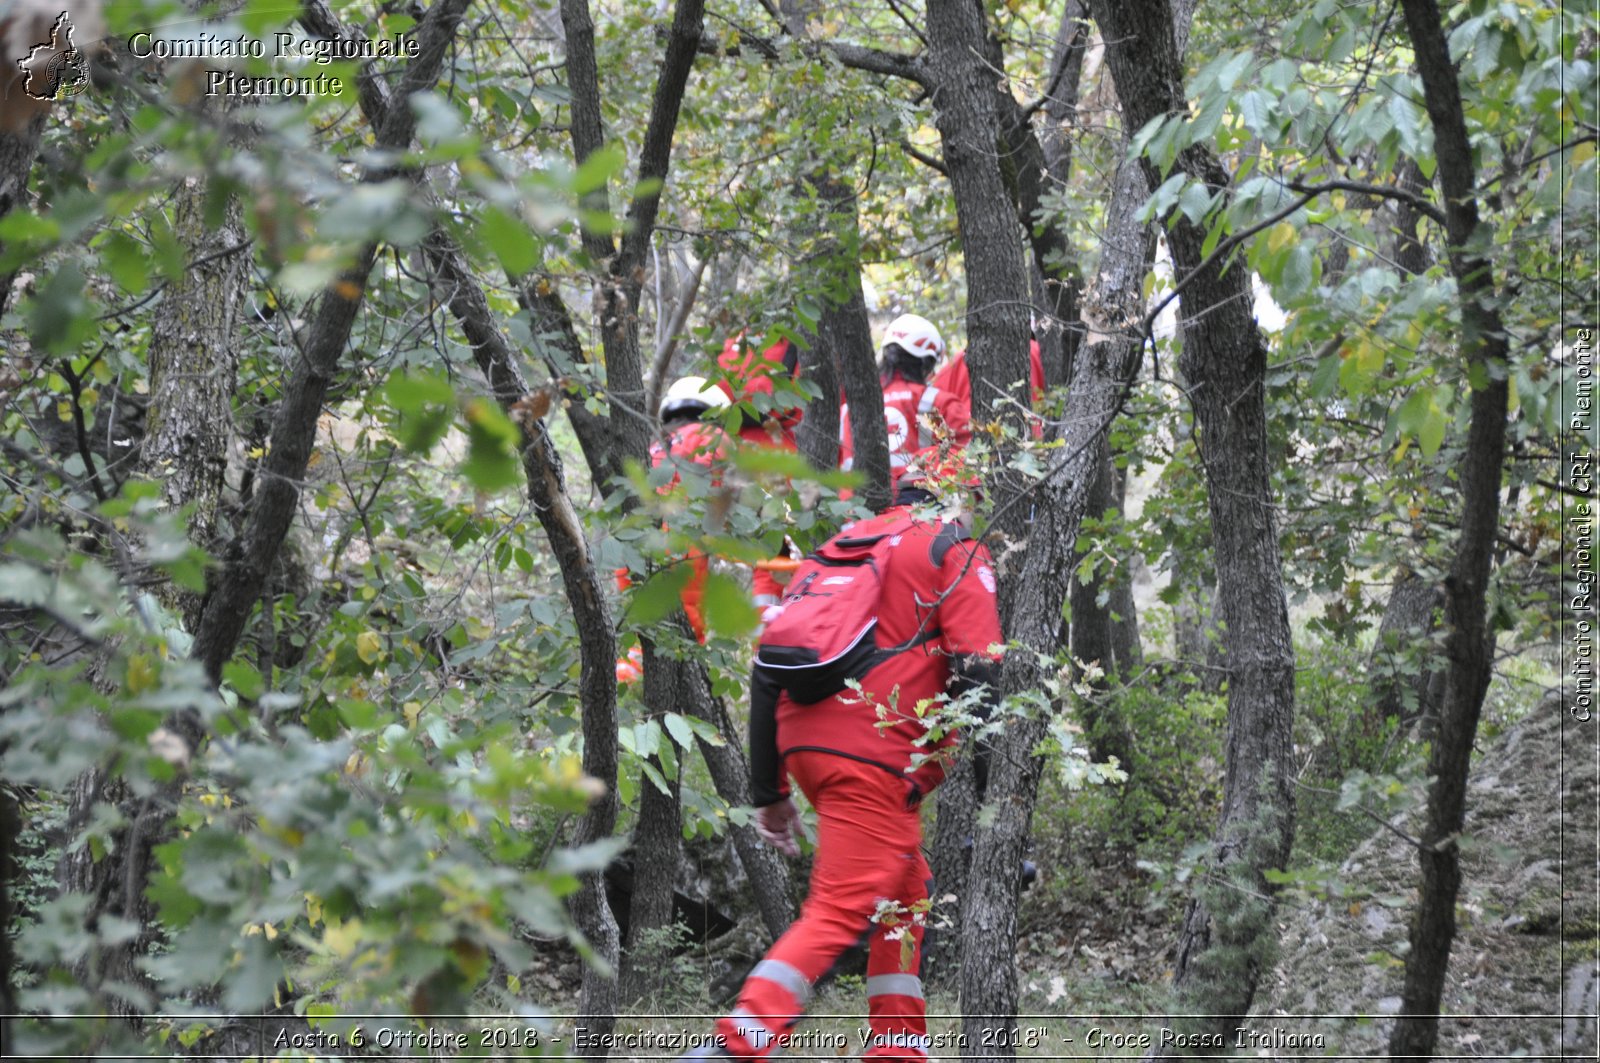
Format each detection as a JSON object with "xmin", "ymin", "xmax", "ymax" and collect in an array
[
  {"xmin": 1089, "ymin": 0, "xmax": 1298, "ymax": 1052},
  {"xmin": 1388, "ymin": 1, "xmax": 1512, "ymax": 1055},
  {"xmin": 58, "ymin": 168, "xmax": 251, "ymax": 1018},
  {"xmin": 923, "ymin": 1, "xmax": 1032, "ymax": 1040},
  {"xmin": 1106, "ymin": 460, "xmax": 1144, "ymax": 677},
  {"xmin": 675, "ymin": 661, "xmax": 798, "ymax": 937},
  {"xmin": 0, "ymin": 778, "xmax": 18, "ymax": 1054},
  {"xmin": 140, "ymin": 179, "xmax": 251, "ymax": 627},
  {"xmin": 921, "ymin": 752, "xmax": 978, "ymax": 988},
  {"xmin": 418, "ymin": 222, "xmax": 624, "ymax": 1050},
  {"xmin": 1369, "ymin": 570, "xmax": 1444, "ymax": 727},
  {"xmin": 774, "ymin": 0, "xmax": 892, "ymax": 507},
  {"xmin": 925, "ymin": 1, "xmax": 1032, "ymax": 467},
  {"xmin": 1366, "ymin": 156, "xmax": 1439, "ymax": 731},
  {"xmin": 555, "ymin": 0, "xmax": 704, "ymax": 489},
  {"xmin": 622, "ymin": 639, "xmax": 686, "ymax": 1003},
  {"xmin": 992, "ymin": 1, "xmax": 1088, "ymax": 383},
  {"xmin": 1070, "ymin": 442, "xmax": 1132, "ymax": 767},
  {"xmin": 193, "ymin": 0, "xmax": 473, "ymax": 689},
  {"xmin": 0, "ymin": 109, "xmax": 46, "ymax": 318},
  {"xmin": 798, "ymin": 168, "xmax": 893, "ymax": 510}
]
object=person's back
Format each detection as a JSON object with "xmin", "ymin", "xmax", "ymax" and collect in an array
[
  {"xmin": 754, "ymin": 504, "xmax": 1001, "ymax": 804},
  {"xmin": 840, "ymin": 313, "xmax": 970, "ymax": 477}
]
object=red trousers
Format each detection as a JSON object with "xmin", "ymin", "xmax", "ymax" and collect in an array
[{"xmin": 717, "ymin": 752, "xmax": 932, "ymax": 1062}]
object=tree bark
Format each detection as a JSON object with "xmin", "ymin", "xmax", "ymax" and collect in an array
[
  {"xmin": 0, "ymin": 109, "xmax": 46, "ymax": 318},
  {"xmin": 0, "ymin": 778, "xmax": 17, "ymax": 1054},
  {"xmin": 1369, "ymin": 571, "xmax": 1443, "ymax": 727},
  {"xmin": 52, "ymin": 0, "xmax": 472, "ymax": 1020},
  {"xmin": 1106, "ymin": 461, "xmax": 1144, "ymax": 676},
  {"xmin": 140, "ymin": 179, "xmax": 251, "ymax": 627},
  {"xmin": 992, "ymin": 2, "xmax": 1088, "ymax": 383},
  {"xmin": 924, "ymin": 0, "xmax": 1032, "ymax": 1029},
  {"xmin": 554, "ymin": 0, "xmax": 704, "ymax": 488},
  {"xmin": 622, "ymin": 638, "xmax": 685, "ymax": 1003},
  {"xmin": 924, "ymin": 0, "xmax": 1155, "ymax": 1048},
  {"xmin": 1069, "ymin": 442, "xmax": 1133, "ymax": 766},
  {"xmin": 798, "ymin": 170, "xmax": 892, "ymax": 508},
  {"xmin": 925, "ymin": 1, "xmax": 1032, "ymax": 472},
  {"xmin": 1367, "ymin": 156, "xmax": 1440, "ymax": 731},
  {"xmin": 1388, "ymin": 1, "xmax": 1512, "ymax": 1055},
  {"xmin": 674, "ymin": 660, "xmax": 798, "ymax": 937},
  {"xmin": 59, "ymin": 133, "xmax": 252, "ymax": 1018},
  {"xmin": 1089, "ymin": 0, "xmax": 1297, "ymax": 1052}
]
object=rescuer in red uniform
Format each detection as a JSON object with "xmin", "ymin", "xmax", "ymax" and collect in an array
[
  {"xmin": 840, "ymin": 313, "xmax": 971, "ymax": 480},
  {"xmin": 616, "ymin": 377, "xmax": 731, "ymax": 681},
  {"xmin": 679, "ymin": 470, "xmax": 1004, "ymax": 1062},
  {"xmin": 713, "ymin": 332, "xmax": 805, "ymax": 610}
]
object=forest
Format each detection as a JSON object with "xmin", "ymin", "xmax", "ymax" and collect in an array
[{"xmin": 0, "ymin": 0, "xmax": 1594, "ymax": 1059}]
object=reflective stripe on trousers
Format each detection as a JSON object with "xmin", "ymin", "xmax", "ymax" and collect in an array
[{"xmin": 713, "ymin": 752, "xmax": 930, "ymax": 1060}]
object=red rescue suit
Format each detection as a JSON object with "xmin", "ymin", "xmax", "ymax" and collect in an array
[
  {"xmin": 716, "ymin": 334, "xmax": 804, "ymax": 453},
  {"xmin": 839, "ymin": 373, "xmax": 970, "ymax": 479},
  {"xmin": 716, "ymin": 334, "xmax": 803, "ymax": 606},
  {"xmin": 649, "ymin": 421, "xmax": 729, "ymax": 640},
  {"xmin": 616, "ymin": 421, "xmax": 729, "ymax": 668},
  {"xmin": 717, "ymin": 507, "xmax": 1003, "ymax": 1062}
]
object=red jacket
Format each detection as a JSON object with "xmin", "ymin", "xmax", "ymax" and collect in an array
[
  {"xmin": 749, "ymin": 506, "xmax": 1003, "ymax": 807},
  {"xmin": 648, "ymin": 420, "xmax": 727, "ymax": 478},
  {"xmin": 716, "ymin": 334, "xmax": 803, "ymax": 451},
  {"xmin": 839, "ymin": 372, "xmax": 971, "ymax": 476},
  {"xmin": 931, "ymin": 340, "xmax": 1046, "ymax": 436}
]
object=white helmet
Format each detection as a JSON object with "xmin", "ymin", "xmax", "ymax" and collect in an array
[
  {"xmin": 880, "ymin": 313, "xmax": 945, "ymax": 365},
  {"xmin": 661, "ymin": 375, "xmax": 730, "ymax": 420}
]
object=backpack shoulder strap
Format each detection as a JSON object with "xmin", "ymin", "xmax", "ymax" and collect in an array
[{"xmin": 929, "ymin": 520, "xmax": 973, "ymax": 568}]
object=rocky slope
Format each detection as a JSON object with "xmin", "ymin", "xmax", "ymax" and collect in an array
[{"xmin": 1255, "ymin": 692, "xmax": 1598, "ymax": 1059}]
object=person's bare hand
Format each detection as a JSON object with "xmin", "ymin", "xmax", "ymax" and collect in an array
[{"xmin": 755, "ymin": 798, "xmax": 801, "ymax": 857}]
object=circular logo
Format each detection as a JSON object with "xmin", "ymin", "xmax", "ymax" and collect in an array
[{"xmin": 47, "ymin": 51, "xmax": 89, "ymax": 99}]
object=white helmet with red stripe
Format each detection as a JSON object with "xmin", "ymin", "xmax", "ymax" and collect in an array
[
  {"xmin": 879, "ymin": 313, "xmax": 945, "ymax": 366},
  {"xmin": 661, "ymin": 375, "xmax": 730, "ymax": 420}
]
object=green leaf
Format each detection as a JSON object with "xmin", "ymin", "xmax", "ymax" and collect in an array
[
  {"xmin": 461, "ymin": 399, "xmax": 522, "ymax": 492},
  {"xmin": 223, "ymin": 661, "xmax": 264, "ymax": 700},
  {"xmin": 0, "ymin": 563, "xmax": 51, "ymax": 605},
  {"xmin": 573, "ymin": 145, "xmax": 627, "ymax": 195},
  {"xmin": 98, "ymin": 231, "xmax": 150, "ymax": 293},
  {"xmin": 28, "ymin": 263, "xmax": 96, "ymax": 354},
  {"xmin": 1279, "ymin": 244, "xmax": 1315, "ymax": 300},
  {"xmin": 663, "ymin": 712, "xmax": 694, "ymax": 752},
  {"xmin": 702, "ymin": 571, "xmax": 759, "ymax": 636},
  {"xmin": 1238, "ymin": 90, "xmax": 1273, "ymax": 136},
  {"xmin": 1387, "ymin": 94, "xmax": 1422, "ymax": 157},
  {"xmin": 1178, "ymin": 182, "xmax": 1215, "ymax": 225},
  {"xmin": 1419, "ymin": 395, "xmax": 1448, "ymax": 458},
  {"xmin": 385, "ymin": 371, "xmax": 455, "ymax": 453},
  {"xmin": 476, "ymin": 207, "xmax": 540, "ymax": 275},
  {"xmin": 626, "ymin": 565, "xmax": 693, "ymax": 625},
  {"xmin": 1141, "ymin": 173, "xmax": 1189, "ymax": 222},
  {"xmin": 412, "ymin": 93, "xmax": 466, "ymax": 145}
]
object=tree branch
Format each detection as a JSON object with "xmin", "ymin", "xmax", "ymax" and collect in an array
[
  {"xmin": 1286, "ymin": 176, "xmax": 1446, "ymax": 226},
  {"xmin": 900, "ymin": 139, "xmax": 947, "ymax": 175}
]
